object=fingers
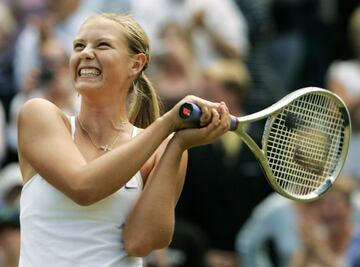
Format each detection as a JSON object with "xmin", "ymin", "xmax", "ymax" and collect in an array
[
  {"xmin": 172, "ymin": 101, "xmax": 231, "ymax": 150},
  {"xmin": 200, "ymin": 105, "xmax": 210, "ymax": 127},
  {"xmin": 218, "ymin": 102, "xmax": 230, "ymax": 129},
  {"xmin": 183, "ymin": 95, "xmax": 221, "ymax": 127},
  {"xmin": 197, "ymin": 103, "xmax": 230, "ymax": 141},
  {"xmin": 172, "ymin": 95, "xmax": 231, "ymax": 141}
]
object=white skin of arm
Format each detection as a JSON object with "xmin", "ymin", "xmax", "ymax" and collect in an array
[
  {"xmin": 17, "ymin": 96, "xmax": 226, "ymax": 206},
  {"xmin": 18, "ymin": 97, "xmax": 229, "ymax": 256},
  {"xmin": 123, "ymin": 105, "xmax": 229, "ymax": 256},
  {"xmin": 18, "ymin": 98, "xmax": 171, "ymax": 205}
]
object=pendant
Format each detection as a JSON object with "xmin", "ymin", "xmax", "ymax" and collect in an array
[{"xmin": 100, "ymin": 145, "xmax": 111, "ymax": 152}]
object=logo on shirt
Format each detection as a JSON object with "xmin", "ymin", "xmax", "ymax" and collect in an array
[{"xmin": 124, "ymin": 183, "xmax": 138, "ymax": 190}]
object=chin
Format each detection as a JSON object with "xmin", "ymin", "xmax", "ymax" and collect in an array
[{"xmin": 76, "ymin": 81, "xmax": 103, "ymax": 91}]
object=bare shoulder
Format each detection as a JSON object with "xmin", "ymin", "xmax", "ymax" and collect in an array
[
  {"xmin": 18, "ymin": 98, "xmax": 70, "ymax": 128},
  {"xmin": 18, "ymin": 98, "xmax": 71, "ymax": 181}
]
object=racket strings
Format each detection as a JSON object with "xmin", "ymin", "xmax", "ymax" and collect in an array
[{"xmin": 265, "ymin": 93, "xmax": 346, "ymax": 197}]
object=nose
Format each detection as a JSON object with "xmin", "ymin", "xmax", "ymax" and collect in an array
[{"xmin": 80, "ymin": 45, "xmax": 95, "ymax": 60}]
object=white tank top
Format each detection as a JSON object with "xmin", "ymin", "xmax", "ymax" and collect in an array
[{"xmin": 19, "ymin": 116, "xmax": 143, "ymax": 267}]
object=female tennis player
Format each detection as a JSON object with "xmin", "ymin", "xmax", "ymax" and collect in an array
[{"xmin": 17, "ymin": 13, "xmax": 230, "ymax": 267}]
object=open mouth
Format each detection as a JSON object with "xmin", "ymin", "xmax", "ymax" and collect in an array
[{"xmin": 78, "ymin": 68, "xmax": 102, "ymax": 78}]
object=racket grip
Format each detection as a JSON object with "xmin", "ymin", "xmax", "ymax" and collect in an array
[{"xmin": 179, "ymin": 102, "xmax": 238, "ymax": 131}]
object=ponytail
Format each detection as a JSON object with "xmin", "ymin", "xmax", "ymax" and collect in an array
[
  {"xmin": 97, "ymin": 13, "xmax": 161, "ymax": 127},
  {"xmin": 129, "ymin": 73, "xmax": 162, "ymax": 128}
]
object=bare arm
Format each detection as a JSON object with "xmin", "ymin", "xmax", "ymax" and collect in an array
[
  {"xmin": 18, "ymin": 96, "xmax": 221, "ymax": 206},
  {"xmin": 123, "ymin": 104, "xmax": 230, "ymax": 256},
  {"xmin": 18, "ymin": 98, "xmax": 176, "ymax": 205},
  {"xmin": 123, "ymin": 137, "xmax": 187, "ymax": 256}
]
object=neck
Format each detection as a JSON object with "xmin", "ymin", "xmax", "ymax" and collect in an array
[{"xmin": 79, "ymin": 95, "xmax": 129, "ymax": 130}]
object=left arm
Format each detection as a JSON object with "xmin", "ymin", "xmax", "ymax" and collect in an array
[
  {"xmin": 123, "ymin": 136, "xmax": 187, "ymax": 257},
  {"xmin": 123, "ymin": 104, "xmax": 230, "ymax": 256}
]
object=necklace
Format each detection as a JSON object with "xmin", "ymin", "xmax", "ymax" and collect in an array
[
  {"xmin": 110, "ymin": 120, "xmax": 129, "ymax": 131},
  {"xmin": 76, "ymin": 116, "xmax": 125, "ymax": 152}
]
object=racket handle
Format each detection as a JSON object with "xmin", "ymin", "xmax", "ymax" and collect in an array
[{"xmin": 179, "ymin": 102, "xmax": 238, "ymax": 131}]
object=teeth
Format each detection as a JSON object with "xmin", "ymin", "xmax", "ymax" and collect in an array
[{"xmin": 80, "ymin": 69, "xmax": 101, "ymax": 76}]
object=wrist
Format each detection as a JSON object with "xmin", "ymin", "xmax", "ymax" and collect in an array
[
  {"xmin": 170, "ymin": 133, "xmax": 189, "ymax": 152},
  {"xmin": 156, "ymin": 113, "xmax": 177, "ymax": 134},
  {"xmin": 162, "ymin": 109, "xmax": 182, "ymax": 133}
]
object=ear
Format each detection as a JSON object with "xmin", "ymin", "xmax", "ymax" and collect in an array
[{"xmin": 129, "ymin": 53, "xmax": 147, "ymax": 78}]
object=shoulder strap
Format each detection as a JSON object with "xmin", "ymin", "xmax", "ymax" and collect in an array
[
  {"xmin": 131, "ymin": 126, "xmax": 138, "ymax": 138},
  {"xmin": 70, "ymin": 116, "xmax": 76, "ymax": 140}
]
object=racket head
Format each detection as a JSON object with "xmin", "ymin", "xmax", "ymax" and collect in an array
[{"xmin": 261, "ymin": 87, "xmax": 351, "ymax": 202}]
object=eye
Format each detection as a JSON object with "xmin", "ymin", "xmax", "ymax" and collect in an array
[
  {"xmin": 98, "ymin": 42, "xmax": 111, "ymax": 49},
  {"xmin": 73, "ymin": 42, "xmax": 85, "ymax": 51}
]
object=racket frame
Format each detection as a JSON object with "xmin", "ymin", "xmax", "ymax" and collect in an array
[{"xmin": 232, "ymin": 87, "xmax": 351, "ymax": 202}]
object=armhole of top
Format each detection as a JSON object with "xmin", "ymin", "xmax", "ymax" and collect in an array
[
  {"xmin": 131, "ymin": 126, "xmax": 138, "ymax": 138},
  {"xmin": 131, "ymin": 126, "xmax": 144, "ymax": 189}
]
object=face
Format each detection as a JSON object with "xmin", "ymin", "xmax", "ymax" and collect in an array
[
  {"xmin": 69, "ymin": 16, "xmax": 134, "ymax": 96},
  {"xmin": 318, "ymin": 190, "xmax": 351, "ymax": 231}
]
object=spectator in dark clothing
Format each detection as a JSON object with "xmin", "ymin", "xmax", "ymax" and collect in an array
[{"xmin": 0, "ymin": 2, "xmax": 19, "ymax": 120}]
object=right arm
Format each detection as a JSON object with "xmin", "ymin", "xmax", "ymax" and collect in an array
[
  {"xmin": 18, "ymin": 96, "xmax": 218, "ymax": 206},
  {"xmin": 18, "ymin": 98, "xmax": 173, "ymax": 205}
]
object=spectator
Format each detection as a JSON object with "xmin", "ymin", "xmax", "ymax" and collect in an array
[
  {"xmin": 0, "ymin": 163, "xmax": 22, "ymax": 216},
  {"xmin": 7, "ymin": 34, "xmax": 79, "ymax": 161},
  {"xmin": 83, "ymin": 0, "xmax": 131, "ymax": 14},
  {"xmin": 236, "ymin": 175, "xmax": 360, "ymax": 267},
  {"xmin": 0, "ymin": 218, "xmax": 20, "ymax": 267},
  {"xmin": 0, "ymin": 1, "xmax": 19, "ymax": 118},
  {"xmin": 13, "ymin": 0, "xmax": 96, "ymax": 92},
  {"xmin": 0, "ymin": 163, "xmax": 22, "ymax": 267},
  {"xmin": 150, "ymin": 22, "xmax": 201, "ymax": 112},
  {"xmin": 131, "ymin": 0, "xmax": 249, "ymax": 67},
  {"xmin": 236, "ymin": 193, "xmax": 298, "ymax": 267},
  {"xmin": 233, "ymin": 0, "xmax": 286, "ymax": 113},
  {"xmin": 326, "ymin": 6, "xmax": 360, "ymax": 182},
  {"xmin": 290, "ymin": 176, "xmax": 359, "ymax": 267}
]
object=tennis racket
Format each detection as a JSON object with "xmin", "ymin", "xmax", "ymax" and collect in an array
[{"xmin": 179, "ymin": 87, "xmax": 351, "ymax": 202}]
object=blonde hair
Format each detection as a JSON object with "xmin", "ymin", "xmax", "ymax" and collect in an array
[{"xmin": 96, "ymin": 13, "xmax": 161, "ymax": 128}]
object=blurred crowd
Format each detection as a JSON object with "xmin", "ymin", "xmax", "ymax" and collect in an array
[{"xmin": 0, "ymin": 0, "xmax": 360, "ymax": 266}]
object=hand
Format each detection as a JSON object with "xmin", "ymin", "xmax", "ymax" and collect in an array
[
  {"xmin": 164, "ymin": 95, "xmax": 222, "ymax": 132},
  {"xmin": 172, "ymin": 102, "xmax": 230, "ymax": 150}
]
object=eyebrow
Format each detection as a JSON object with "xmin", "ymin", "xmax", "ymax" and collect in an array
[
  {"xmin": 73, "ymin": 37, "xmax": 115, "ymax": 44},
  {"xmin": 73, "ymin": 38, "xmax": 85, "ymax": 45}
]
